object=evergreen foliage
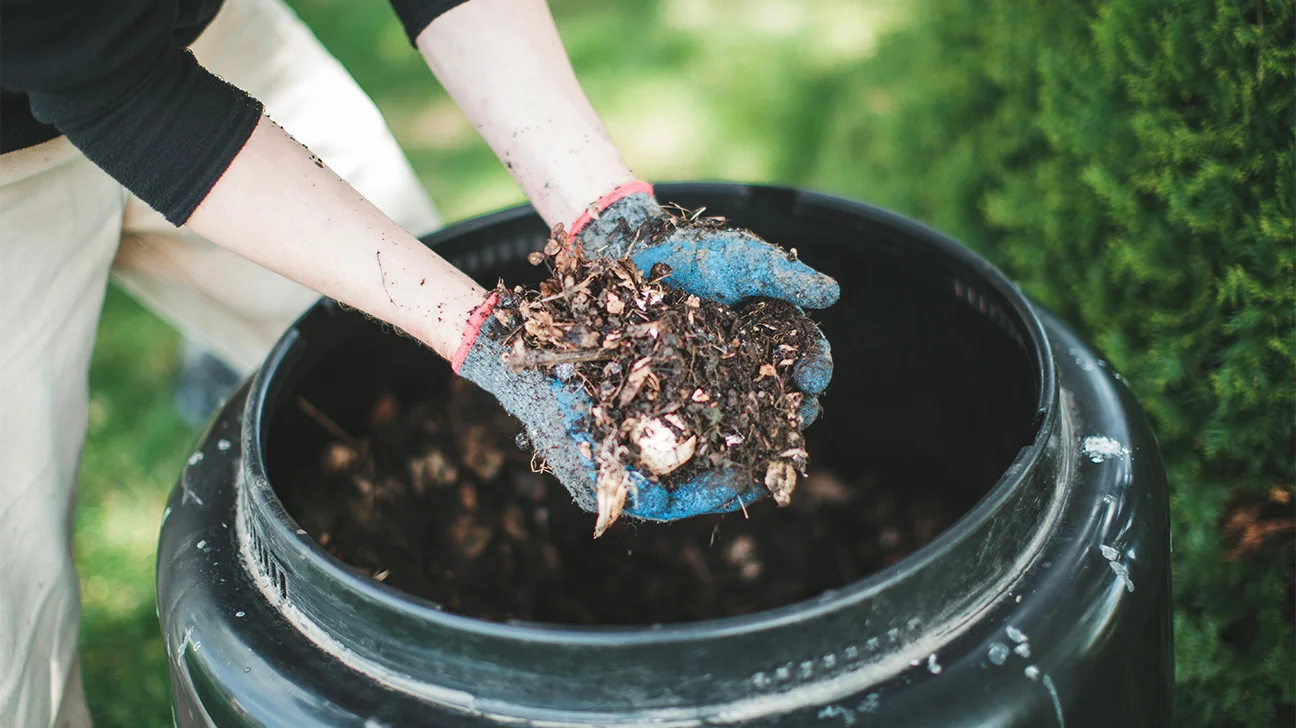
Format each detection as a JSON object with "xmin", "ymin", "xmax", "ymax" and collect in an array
[{"xmin": 809, "ymin": 1, "xmax": 1294, "ymax": 724}]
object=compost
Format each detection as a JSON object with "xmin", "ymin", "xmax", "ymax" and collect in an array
[
  {"xmin": 487, "ymin": 219, "xmax": 819, "ymax": 535},
  {"xmin": 286, "ymin": 379, "xmax": 958, "ymax": 625}
]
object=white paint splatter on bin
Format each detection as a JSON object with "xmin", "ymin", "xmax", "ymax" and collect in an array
[
  {"xmin": 1081, "ymin": 436, "xmax": 1127, "ymax": 463},
  {"xmin": 988, "ymin": 642, "xmax": 1010, "ymax": 665},
  {"xmin": 1100, "ymin": 544, "xmax": 1136, "ymax": 592}
]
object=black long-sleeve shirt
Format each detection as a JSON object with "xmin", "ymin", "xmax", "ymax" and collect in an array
[{"xmin": 0, "ymin": 0, "xmax": 470, "ymax": 225}]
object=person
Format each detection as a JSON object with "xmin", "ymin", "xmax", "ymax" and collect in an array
[{"xmin": 0, "ymin": 0, "xmax": 840, "ymax": 724}]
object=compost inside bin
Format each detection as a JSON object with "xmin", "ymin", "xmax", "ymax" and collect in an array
[{"xmin": 268, "ymin": 233, "xmax": 1040, "ymax": 626}]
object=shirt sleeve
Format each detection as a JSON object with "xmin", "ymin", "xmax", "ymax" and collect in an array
[
  {"xmin": 0, "ymin": 0, "xmax": 264, "ymax": 226},
  {"xmin": 386, "ymin": 0, "xmax": 476, "ymax": 46}
]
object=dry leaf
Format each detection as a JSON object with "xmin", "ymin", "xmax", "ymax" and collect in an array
[
  {"xmin": 764, "ymin": 460, "xmax": 797, "ymax": 506},
  {"xmin": 448, "ymin": 515, "xmax": 492, "ymax": 559},
  {"xmin": 501, "ymin": 505, "xmax": 528, "ymax": 540},
  {"xmin": 323, "ymin": 442, "xmax": 358, "ymax": 473},
  {"xmin": 627, "ymin": 320, "xmax": 664, "ymax": 338},
  {"xmin": 801, "ymin": 471, "xmax": 852, "ymax": 505},
  {"xmin": 691, "ymin": 388, "xmax": 711, "ymax": 403},
  {"xmin": 527, "ymin": 251, "xmax": 546, "ymax": 266},
  {"xmin": 619, "ymin": 357, "xmax": 653, "ymax": 406},
  {"xmin": 606, "ymin": 291, "xmax": 625, "ymax": 315},
  {"xmin": 523, "ymin": 309, "xmax": 561, "ymax": 342},
  {"xmin": 566, "ymin": 325, "xmax": 599, "ymax": 348},
  {"xmin": 647, "ymin": 262, "xmax": 672, "ymax": 280},
  {"xmin": 461, "ymin": 427, "xmax": 504, "ymax": 480},
  {"xmin": 369, "ymin": 393, "xmax": 399, "ymax": 427},
  {"xmin": 725, "ymin": 535, "xmax": 762, "ymax": 581},
  {"xmin": 758, "ymin": 363, "xmax": 778, "ymax": 379},
  {"xmin": 459, "ymin": 484, "xmax": 478, "ymax": 511},
  {"xmin": 631, "ymin": 418, "xmax": 698, "ymax": 475},
  {"xmin": 411, "ymin": 449, "xmax": 457, "ymax": 488},
  {"xmin": 593, "ymin": 443, "xmax": 629, "ymax": 538},
  {"xmin": 492, "ymin": 308, "xmax": 516, "ymax": 327}
]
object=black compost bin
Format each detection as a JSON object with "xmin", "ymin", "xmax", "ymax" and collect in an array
[{"xmin": 156, "ymin": 183, "xmax": 1171, "ymax": 727}]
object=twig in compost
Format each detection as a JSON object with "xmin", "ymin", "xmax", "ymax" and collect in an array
[{"xmin": 297, "ymin": 396, "xmax": 360, "ymax": 448}]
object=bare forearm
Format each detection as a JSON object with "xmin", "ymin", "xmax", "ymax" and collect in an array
[
  {"xmin": 185, "ymin": 116, "xmax": 487, "ymax": 359},
  {"xmin": 417, "ymin": 0, "xmax": 635, "ymax": 226}
]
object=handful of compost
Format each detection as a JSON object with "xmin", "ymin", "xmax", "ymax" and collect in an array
[{"xmin": 452, "ymin": 185, "xmax": 837, "ymax": 536}]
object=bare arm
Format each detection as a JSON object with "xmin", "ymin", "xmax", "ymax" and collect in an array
[
  {"xmin": 185, "ymin": 116, "xmax": 487, "ymax": 360},
  {"xmin": 416, "ymin": 0, "xmax": 635, "ymax": 227},
  {"xmin": 187, "ymin": 0, "xmax": 644, "ymax": 361},
  {"xmin": 186, "ymin": 0, "xmax": 628, "ymax": 358}
]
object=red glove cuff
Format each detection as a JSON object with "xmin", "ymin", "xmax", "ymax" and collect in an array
[
  {"xmin": 567, "ymin": 180, "xmax": 654, "ymax": 237},
  {"xmin": 451, "ymin": 292, "xmax": 499, "ymax": 374}
]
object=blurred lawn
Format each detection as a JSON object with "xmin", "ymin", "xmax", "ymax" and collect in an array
[{"xmin": 76, "ymin": 1, "xmax": 904, "ymax": 724}]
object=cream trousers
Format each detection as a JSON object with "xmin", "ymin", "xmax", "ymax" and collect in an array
[{"xmin": 0, "ymin": 0, "xmax": 442, "ymax": 724}]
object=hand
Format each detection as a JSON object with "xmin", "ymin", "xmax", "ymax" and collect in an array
[
  {"xmin": 452, "ymin": 293, "xmax": 773, "ymax": 531},
  {"xmin": 572, "ymin": 181, "xmax": 836, "ymax": 427}
]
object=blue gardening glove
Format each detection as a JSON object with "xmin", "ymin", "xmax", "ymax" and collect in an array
[
  {"xmin": 453, "ymin": 293, "xmax": 789, "ymax": 533},
  {"xmin": 570, "ymin": 181, "xmax": 836, "ymax": 427}
]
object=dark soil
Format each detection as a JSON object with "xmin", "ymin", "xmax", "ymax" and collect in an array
[
  {"xmin": 488, "ymin": 220, "xmax": 819, "ymax": 534},
  {"xmin": 285, "ymin": 379, "xmax": 959, "ymax": 625}
]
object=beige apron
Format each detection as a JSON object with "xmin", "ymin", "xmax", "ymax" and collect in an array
[{"xmin": 0, "ymin": 0, "xmax": 440, "ymax": 723}]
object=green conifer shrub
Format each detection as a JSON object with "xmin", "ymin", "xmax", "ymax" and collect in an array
[{"xmin": 807, "ymin": 1, "xmax": 1294, "ymax": 724}]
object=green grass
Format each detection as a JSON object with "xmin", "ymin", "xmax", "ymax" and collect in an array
[
  {"xmin": 75, "ymin": 2, "xmax": 904, "ymax": 724},
  {"xmin": 78, "ymin": 287, "xmax": 197, "ymax": 728}
]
